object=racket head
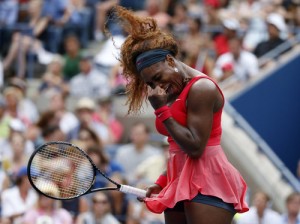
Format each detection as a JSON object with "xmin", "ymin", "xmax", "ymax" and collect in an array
[{"xmin": 27, "ymin": 141, "xmax": 96, "ymax": 200}]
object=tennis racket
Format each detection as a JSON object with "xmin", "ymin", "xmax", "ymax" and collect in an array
[{"xmin": 27, "ymin": 141, "xmax": 149, "ymax": 200}]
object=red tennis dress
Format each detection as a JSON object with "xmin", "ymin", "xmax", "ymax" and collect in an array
[{"xmin": 144, "ymin": 75, "xmax": 249, "ymax": 214}]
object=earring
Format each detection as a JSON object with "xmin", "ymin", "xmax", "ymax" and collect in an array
[{"xmin": 174, "ymin": 67, "xmax": 179, "ymax": 72}]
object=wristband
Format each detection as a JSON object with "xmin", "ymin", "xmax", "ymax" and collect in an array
[
  {"xmin": 155, "ymin": 174, "xmax": 167, "ymax": 188},
  {"xmin": 154, "ymin": 106, "xmax": 172, "ymax": 122}
]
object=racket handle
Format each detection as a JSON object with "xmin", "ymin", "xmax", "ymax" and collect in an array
[{"xmin": 119, "ymin": 185, "xmax": 147, "ymax": 198}]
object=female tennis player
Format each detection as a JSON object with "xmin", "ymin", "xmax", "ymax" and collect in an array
[{"xmin": 113, "ymin": 6, "xmax": 249, "ymax": 224}]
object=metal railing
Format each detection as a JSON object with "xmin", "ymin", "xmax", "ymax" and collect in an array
[
  {"xmin": 224, "ymin": 102, "xmax": 300, "ymax": 192},
  {"xmin": 258, "ymin": 33, "xmax": 300, "ymax": 67}
]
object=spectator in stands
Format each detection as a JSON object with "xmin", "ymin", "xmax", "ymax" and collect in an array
[
  {"xmin": 63, "ymin": 34, "xmax": 82, "ymax": 80},
  {"xmin": 62, "ymin": 198, "xmax": 89, "ymax": 223},
  {"xmin": 65, "ymin": 0, "xmax": 92, "ymax": 48},
  {"xmin": 2, "ymin": 0, "xmax": 49, "ymax": 77},
  {"xmin": 0, "ymin": 119, "xmax": 34, "ymax": 173},
  {"xmin": 76, "ymin": 191, "xmax": 121, "ymax": 224},
  {"xmin": 22, "ymin": 180, "xmax": 73, "ymax": 224},
  {"xmin": 1, "ymin": 166, "xmax": 38, "ymax": 223},
  {"xmin": 213, "ymin": 18, "xmax": 240, "ymax": 57},
  {"xmin": 26, "ymin": 109, "xmax": 60, "ymax": 148},
  {"xmin": 106, "ymin": 172, "xmax": 136, "ymax": 224},
  {"xmin": 87, "ymin": 146, "xmax": 123, "ymax": 189},
  {"xmin": 226, "ymin": 0, "xmax": 267, "ymax": 51},
  {"xmin": 0, "ymin": 164, "xmax": 10, "ymax": 196},
  {"xmin": 93, "ymin": 96, "xmax": 124, "ymax": 145},
  {"xmin": 94, "ymin": 0, "xmax": 120, "ymax": 41},
  {"xmin": 0, "ymin": 0, "xmax": 18, "ymax": 56},
  {"xmin": 39, "ymin": 55, "xmax": 68, "ymax": 95},
  {"xmin": 281, "ymin": 192, "xmax": 300, "ymax": 224},
  {"xmin": 236, "ymin": 191, "xmax": 282, "ymax": 224},
  {"xmin": 213, "ymin": 36, "xmax": 259, "ymax": 83},
  {"xmin": 41, "ymin": 0, "xmax": 72, "ymax": 52},
  {"xmin": 0, "ymin": 0, "xmax": 18, "ymax": 27},
  {"xmin": 2, "ymin": 131, "xmax": 30, "ymax": 177},
  {"xmin": 109, "ymin": 63, "xmax": 127, "ymax": 95},
  {"xmin": 203, "ymin": 0, "xmax": 222, "ymax": 27},
  {"xmin": 131, "ymin": 182, "xmax": 165, "ymax": 224},
  {"xmin": 115, "ymin": 122, "xmax": 160, "ymax": 184},
  {"xmin": 41, "ymin": 124, "xmax": 66, "ymax": 143},
  {"xmin": 47, "ymin": 90, "xmax": 79, "ymax": 135},
  {"xmin": 67, "ymin": 97, "xmax": 109, "ymax": 143},
  {"xmin": 42, "ymin": 0, "xmax": 70, "ymax": 27},
  {"xmin": 181, "ymin": 16, "xmax": 214, "ymax": 76},
  {"xmin": 134, "ymin": 137, "xmax": 168, "ymax": 183},
  {"xmin": 94, "ymin": 35, "xmax": 126, "ymax": 74},
  {"xmin": 0, "ymin": 96, "xmax": 11, "ymax": 139},
  {"xmin": 254, "ymin": 13, "xmax": 289, "ymax": 58},
  {"xmin": 135, "ymin": 0, "xmax": 171, "ymax": 29},
  {"xmin": 77, "ymin": 127, "xmax": 103, "ymax": 150},
  {"xmin": 3, "ymin": 79, "xmax": 39, "ymax": 126},
  {"xmin": 168, "ymin": 3, "xmax": 189, "ymax": 42},
  {"xmin": 69, "ymin": 53, "xmax": 111, "ymax": 99}
]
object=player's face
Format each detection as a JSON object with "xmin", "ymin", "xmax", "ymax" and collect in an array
[{"xmin": 140, "ymin": 59, "xmax": 185, "ymax": 101}]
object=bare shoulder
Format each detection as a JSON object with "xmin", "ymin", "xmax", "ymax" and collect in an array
[
  {"xmin": 190, "ymin": 77, "xmax": 219, "ymax": 96},
  {"xmin": 187, "ymin": 77, "xmax": 222, "ymax": 110}
]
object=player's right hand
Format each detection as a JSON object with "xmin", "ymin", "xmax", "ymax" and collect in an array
[{"xmin": 146, "ymin": 184, "xmax": 162, "ymax": 197}]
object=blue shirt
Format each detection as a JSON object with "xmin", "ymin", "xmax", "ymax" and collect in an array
[
  {"xmin": 42, "ymin": 0, "xmax": 68, "ymax": 22},
  {"xmin": 0, "ymin": 0, "xmax": 18, "ymax": 26},
  {"xmin": 93, "ymin": 161, "xmax": 124, "ymax": 188}
]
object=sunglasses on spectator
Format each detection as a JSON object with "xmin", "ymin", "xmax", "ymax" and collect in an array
[{"xmin": 93, "ymin": 199, "xmax": 108, "ymax": 204}]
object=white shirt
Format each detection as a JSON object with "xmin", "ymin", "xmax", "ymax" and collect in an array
[
  {"xmin": 237, "ymin": 207, "xmax": 282, "ymax": 224},
  {"xmin": 214, "ymin": 50, "xmax": 259, "ymax": 82},
  {"xmin": 1, "ymin": 186, "xmax": 38, "ymax": 218},
  {"xmin": 69, "ymin": 69, "xmax": 110, "ymax": 99},
  {"xmin": 78, "ymin": 212, "xmax": 120, "ymax": 224},
  {"xmin": 59, "ymin": 111, "xmax": 79, "ymax": 134},
  {"xmin": 115, "ymin": 144, "xmax": 160, "ymax": 184},
  {"xmin": 281, "ymin": 213, "xmax": 300, "ymax": 224},
  {"xmin": 0, "ymin": 138, "xmax": 34, "ymax": 162}
]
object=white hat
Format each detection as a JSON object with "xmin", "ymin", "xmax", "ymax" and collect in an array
[
  {"xmin": 223, "ymin": 18, "xmax": 240, "ymax": 30},
  {"xmin": 266, "ymin": 13, "xmax": 286, "ymax": 32},
  {"xmin": 76, "ymin": 98, "xmax": 95, "ymax": 111},
  {"xmin": 9, "ymin": 119, "xmax": 26, "ymax": 132}
]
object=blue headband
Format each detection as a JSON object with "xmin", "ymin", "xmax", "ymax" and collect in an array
[{"xmin": 135, "ymin": 49, "xmax": 172, "ymax": 73}]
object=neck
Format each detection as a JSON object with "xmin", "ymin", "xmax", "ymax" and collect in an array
[
  {"xmin": 135, "ymin": 144, "xmax": 144, "ymax": 151},
  {"xmin": 288, "ymin": 213, "xmax": 298, "ymax": 220},
  {"xmin": 94, "ymin": 211, "xmax": 105, "ymax": 219},
  {"xmin": 257, "ymin": 209, "xmax": 264, "ymax": 218},
  {"xmin": 13, "ymin": 155, "xmax": 23, "ymax": 162},
  {"xmin": 40, "ymin": 206, "xmax": 53, "ymax": 213},
  {"xmin": 69, "ymin": 51, "xmax": 78, "ymax": 58},
  {"xmin": 19, "ymin": 186, "xmax": 28, "ymax": 200}
]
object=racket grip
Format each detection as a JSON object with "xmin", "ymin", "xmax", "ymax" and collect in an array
[{"xmin": 119, "ymin": 185, "xmax": 147, "ymax": 198}]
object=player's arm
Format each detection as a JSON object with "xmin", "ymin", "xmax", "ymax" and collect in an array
[{"xmin": 163, "ymin": 79, "xmax": 220, "ymax": 159}]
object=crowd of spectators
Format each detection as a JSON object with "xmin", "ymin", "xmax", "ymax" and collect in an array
[{"xmin": 0, "ymin": 0, "xmax": 300, "ymax": 223}]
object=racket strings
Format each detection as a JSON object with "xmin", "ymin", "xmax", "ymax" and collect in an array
[{"xmin": 30, "ymin": 144, "xmax": 94, "ymax": 199}]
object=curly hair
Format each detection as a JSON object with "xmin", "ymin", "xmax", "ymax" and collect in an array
[{"xmin": 112, "ymin": 6, "xmax": 179, "ymax": 114}]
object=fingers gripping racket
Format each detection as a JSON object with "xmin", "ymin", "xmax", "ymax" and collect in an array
[{"xmin": 27, "ymin": 141, "xmax": 148, "ymax": 200}]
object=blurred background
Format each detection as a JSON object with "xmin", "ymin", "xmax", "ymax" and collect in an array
[{"xmin": 0, "ymin": 0, "xmax": 300, "ymax": 223}]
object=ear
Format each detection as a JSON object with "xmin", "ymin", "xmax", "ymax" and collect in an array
[{"xmin": 165, "ymin": 55, "xmax": 176, "ymax": 68}]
